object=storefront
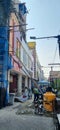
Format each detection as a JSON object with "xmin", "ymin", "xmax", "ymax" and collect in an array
[
  {"xmin": 9, "ymin": 73, "xmax": 18, "ymax": 93},
  {"xmin": 9, "ymin": 55, "xmax": 21, "ymax": 94}
]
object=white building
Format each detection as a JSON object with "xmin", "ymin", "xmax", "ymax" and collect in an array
[{"xmin": 28, "ymin": 42, "xmax": 44, "ymax": 81}]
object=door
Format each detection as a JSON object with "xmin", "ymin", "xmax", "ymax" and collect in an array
[{"xmin": 9, "ymin": 74, "xmax": 18, "ymax": 93}]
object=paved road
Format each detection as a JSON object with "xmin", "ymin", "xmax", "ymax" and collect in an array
[{"xmin": 0, "ymin": 102, "xmax": 55, "ymax": 130}]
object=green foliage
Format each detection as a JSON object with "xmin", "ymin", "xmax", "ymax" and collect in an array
[{"xmin": 51, "ymin": 78, "xmax": 60, "ymax": 91}]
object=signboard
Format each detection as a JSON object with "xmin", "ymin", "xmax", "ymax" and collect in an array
[
  {"xmin": 50, "ymin": 71, "xmax": 60, "ymax": 78},
  {"xmin": 28, "ymin": 42, "xmax": 36, "ymax": 49}
]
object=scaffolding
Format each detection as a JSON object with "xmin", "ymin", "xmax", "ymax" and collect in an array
[{"xmin": 0, "ymin": 0, "xmax": 14, "ymax": 105}]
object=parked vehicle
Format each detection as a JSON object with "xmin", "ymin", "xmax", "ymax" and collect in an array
[{"xmin": 34, "ymin": 93, "xmax": 43, "ymax": 115}]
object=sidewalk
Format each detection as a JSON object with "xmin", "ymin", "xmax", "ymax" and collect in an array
[
  {"xmin": 0, "ymin": 96, "xmax": 34, "ymax": 117},
  {"xmin": 4, "ymin": 94, "xmax": 34, "ymax": 112},
  {"xmin": 15, "ymin": 95, "xmax": 34, "ymax": 115}
]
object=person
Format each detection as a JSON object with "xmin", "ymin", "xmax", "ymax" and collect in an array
[
  {"xmin": 46, "ymin": 86, "xmax": 52, "ymax": 92},
  {"xmin": 33, "ymin": 87, "xmax": 39, "ymax": 102},
  {"xmin": 28, "ymin": 88, "xmax": 32, "ymax": 99}
]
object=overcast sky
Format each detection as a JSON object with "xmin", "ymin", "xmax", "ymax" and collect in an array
[{"xmin": 21, "ymin": 0, "xmax": 60, "ymax": 77}]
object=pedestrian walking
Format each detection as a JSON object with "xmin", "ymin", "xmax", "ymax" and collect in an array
[{"xmin": 33, "ymin": 87, "xmax": 39, "ymax": 102}]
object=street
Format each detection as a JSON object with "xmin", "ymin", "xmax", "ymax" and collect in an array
[
  {"xmin": 0, "ymin": 1, "xmax": 60, "ymax": 130},
  {"xmin": 0, "ymin": 101, "xmax": 55, "ymax": 130}
]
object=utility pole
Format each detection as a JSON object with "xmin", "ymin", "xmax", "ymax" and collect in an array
[{"xmin": 30, "ymin": 35, "xmax": 60, "ymax": 57}]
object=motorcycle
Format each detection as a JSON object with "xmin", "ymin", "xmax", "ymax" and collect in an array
[{"xmin": 34, "ymin": 93, "xmax": 43, "ymax": 115}]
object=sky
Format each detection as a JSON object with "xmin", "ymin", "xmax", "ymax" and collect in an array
[{"xmin": 21, "ymin": 0, "xmax": 60, "ymax": 77}]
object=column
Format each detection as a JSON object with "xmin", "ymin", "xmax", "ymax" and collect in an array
[{"xmin": 18, "ymin": 74, "xmax": 22, "ymax": 95}]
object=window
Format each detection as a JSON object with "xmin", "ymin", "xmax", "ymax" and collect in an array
[{"xmin": 16, "ymin": 39, "xmax": 20, "ymax": 59}]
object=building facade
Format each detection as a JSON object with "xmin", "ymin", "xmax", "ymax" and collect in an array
[
  {"xmin": 8, "ymin": 1, "xmax": 34, "ymax": 96},
  {"xmin": 49, "ymin": 70, "xmax": 60, "ymax": 89},
  {"xmin": 28, "ymin": 42, "xmax": 44, "ymax": 81},
  {"xmin": 0, "ymin": 0, "xmax": 34, "ymax": 105},
  {"xmin": 0, "ymin": 0, "xmax": 44, "ymax": 106}
]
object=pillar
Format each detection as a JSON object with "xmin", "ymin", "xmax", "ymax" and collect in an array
[{"xmin": 18, "ymin": 74, "xmax": 22, "ymax": 95}]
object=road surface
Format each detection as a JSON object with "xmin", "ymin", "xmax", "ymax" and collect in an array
[{"xmin": 0, "ymin": 102, "xmax": 55, "ymax": 130}]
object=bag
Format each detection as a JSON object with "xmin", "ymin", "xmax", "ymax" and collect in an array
[{"xmin": 33, "ymin": 88, "xmax": 39, "ymax": 94}]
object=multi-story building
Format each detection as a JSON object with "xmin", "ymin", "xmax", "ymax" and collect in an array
[
  {"xmin": 0, "ymin": 0, "xmax": 34, "ymax": 107},
  {"xmin": 28, "ymin": 42, "xmax": 44, "ymax": 81},
  {"xmin": 8, "ymin": 1, "xmax": 34, "ymax": 96},
  {"xmin": 36, "ymin": 55, "xmax": 44, "ymax": 81},
  {"xmin": 0, "ymin": 0, "xmax": 44, "ymax": 106},
  {"xmin": 49, "ymin": 70, "xmax": 60, "ymax": 88}
]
